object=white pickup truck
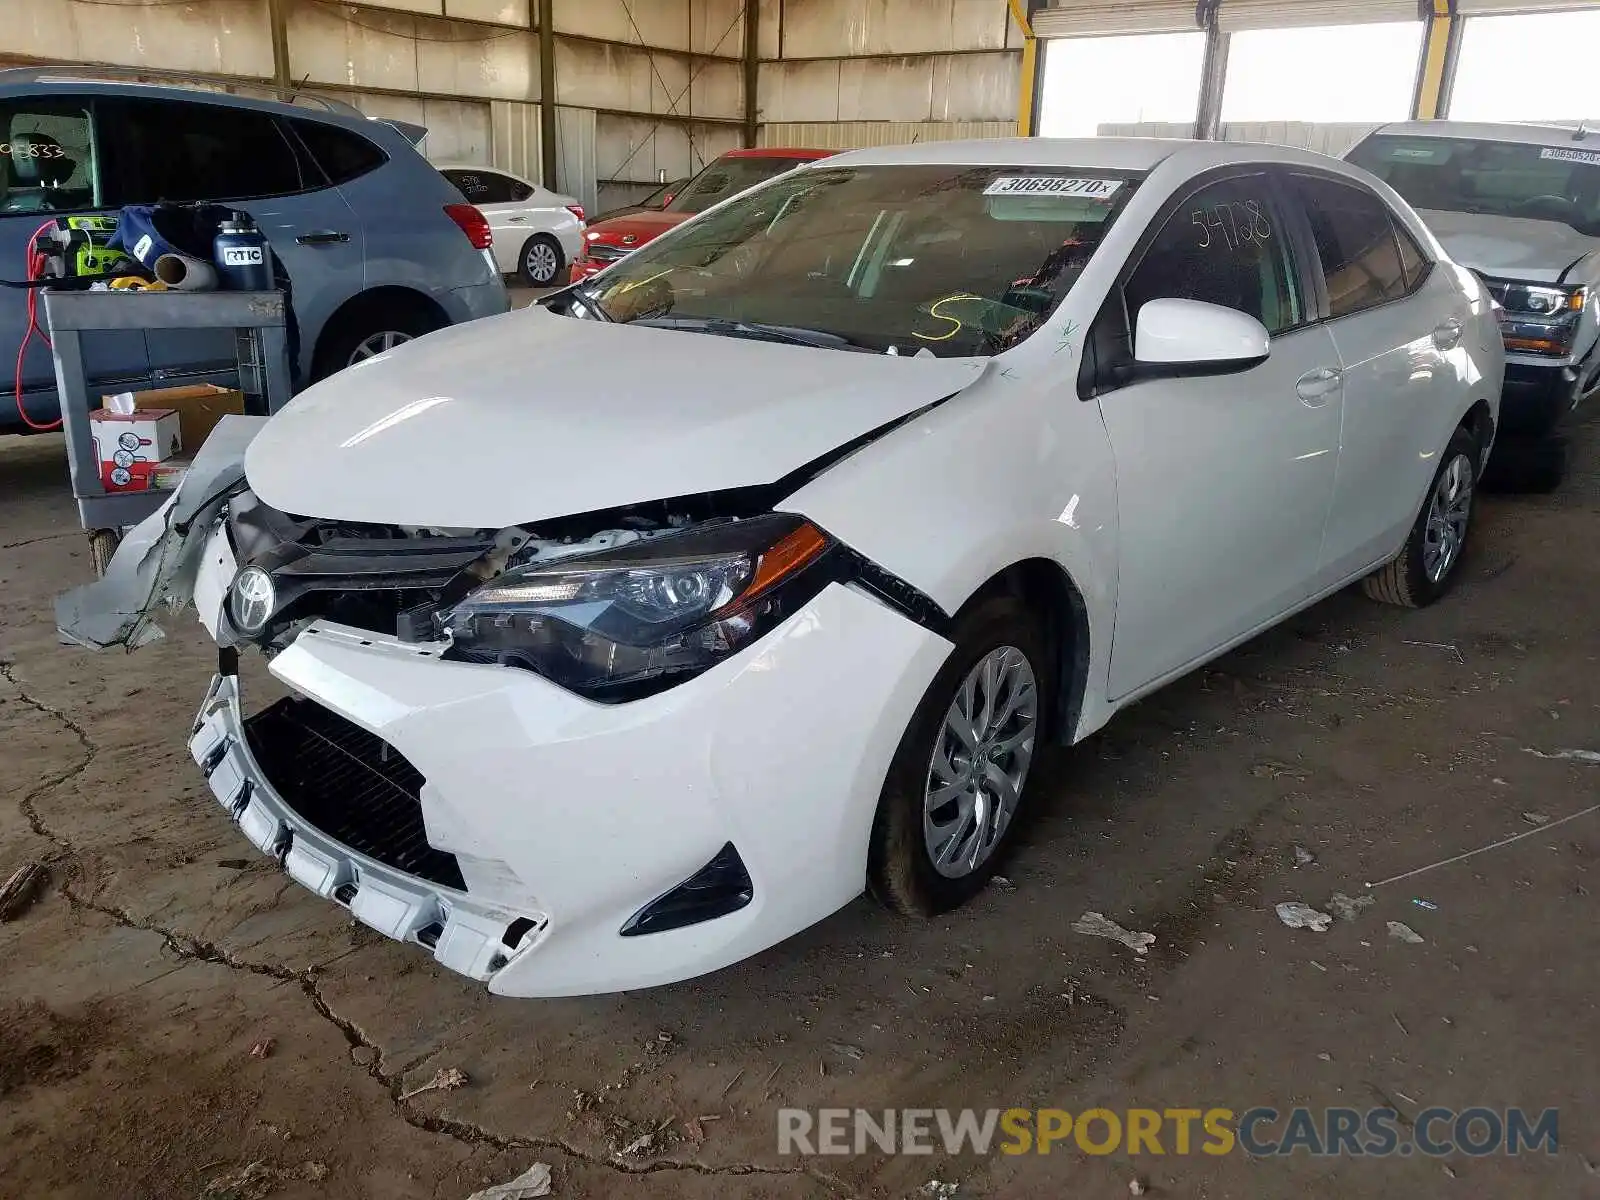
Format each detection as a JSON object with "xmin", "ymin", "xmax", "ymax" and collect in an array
[{"xmin": 1349, "ymin": 121, "xmax": 1600, "ymax": 491}]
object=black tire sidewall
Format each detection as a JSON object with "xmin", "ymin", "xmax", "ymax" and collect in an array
[
  {"xmin": 1400, "ymin": 426, "xmax": 1480, "ymax": 605},
  {"xmin": 314, "ymin": 305, "xmax": 442, "ymax": 381},
  {"xmin": 868, "ymin": 594, "xmax": 1053, "ymax": 916},
  {"xmin": 519, "ymin": 235, "xmax": 564, "ymax": 287}
]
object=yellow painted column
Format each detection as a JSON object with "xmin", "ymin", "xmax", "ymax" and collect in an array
[
  {"xmin": 1007, "ymin": 0, "xmax": 1038, "ymax": 136},
  {"xmin": 1412, "ymin": 0, "xmax": 1458, "ymax": 121}
]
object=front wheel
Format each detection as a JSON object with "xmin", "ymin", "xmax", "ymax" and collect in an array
[
  {"xmin": 868, "ymin": 595, "xmax": 1051, "ymax": 916},
  {"xmin": 1362, "ymin": 425, "xmax": 1478, "ymax": 608}
]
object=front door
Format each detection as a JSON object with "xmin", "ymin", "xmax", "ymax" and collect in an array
[{"xmin": 1095, "ymin": 172, "xmax": 1343, "ymax": 699}]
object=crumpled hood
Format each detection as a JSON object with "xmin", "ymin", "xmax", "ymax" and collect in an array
[
  {"xmin": 1419, "ymin": 209, "xmax": 1600, "ymax": 284},
  {"xmin": 244, "ymin": 309, "xmax": 985, "ymax": 528}
]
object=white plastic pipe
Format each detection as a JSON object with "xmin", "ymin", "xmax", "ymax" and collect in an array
[{"xmin": 152, "ymin": 252, "xmax": 218, "ymax": 292}]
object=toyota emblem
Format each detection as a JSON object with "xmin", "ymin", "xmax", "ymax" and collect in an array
[{"xmin": 228, "ymin": 566, "xmax": 277, "ymax": 635}]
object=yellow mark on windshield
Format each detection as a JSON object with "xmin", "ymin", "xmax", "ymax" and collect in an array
[
  {"xmin": 614, "ymin": 268, "xmax": 675, "ymax": 295},
  {"xmin": 913, "ymin": 293, "xmax": 986, "ymax": 342}
]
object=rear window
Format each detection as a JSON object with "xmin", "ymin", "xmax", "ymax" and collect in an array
[
  {"xmin": 665, "ymin": 156, "xmax": 815, "ymax": 215},
  {"xmin": 291, "ymin": 119, "xmax": 388, "ymax": 186},
  {"xmin": 1291, "ymin": 174, "xmax": 1410, "ymax": 318}
]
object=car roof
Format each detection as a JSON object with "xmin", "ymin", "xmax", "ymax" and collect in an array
[
  {"xmin": 1369, "ymin": 120, "xmax": 1599, "ymax": 150},
  {"xmin": 0, "ymin": 68, "xmax": 364, "ymax": 123},
  {"xmin": 816, "ymin": 136, "xmax": 1357, "ymax": 175},
  {"xmin": 721, "ymin": 148, "xmax": 834, "ymax": 159}
]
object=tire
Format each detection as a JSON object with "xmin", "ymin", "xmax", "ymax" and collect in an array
[
  {"xmin": 312, "ymin": 302, "xmax": 443, "ymax": 381},
  {"xmin": 868, "ymin": 594, "xmax": 1052, "ymax": 917},
  {"xmin": 1362, "ymin": 425, "xmax": 1479, "ymax": 608},
  {"xmin": 1482, "ymin": 433, "xmax": 1566, "ymax": 495},
  {"xmin": 518, "ymin": 234, "xmax": 565, "ymax": 288}
]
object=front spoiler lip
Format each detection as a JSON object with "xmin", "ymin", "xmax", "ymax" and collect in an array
[{"xmin": 188, "ymin": 671, "xmax": 546, "ymax": 983}]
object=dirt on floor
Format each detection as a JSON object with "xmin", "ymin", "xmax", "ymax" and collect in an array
[{"xmin": 1, "ymin": 414, "xmax": 1597, "ymax": 1200}]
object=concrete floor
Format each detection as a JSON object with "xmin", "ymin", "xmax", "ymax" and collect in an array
[{"xmin": 1, "ymin": 406, "xmax": 1597, "ymax": 1200}]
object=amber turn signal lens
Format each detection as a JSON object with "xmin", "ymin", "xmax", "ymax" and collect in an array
[{"xmin": 738, "ymin": 523, "xmax": 829, "ymax": 605}]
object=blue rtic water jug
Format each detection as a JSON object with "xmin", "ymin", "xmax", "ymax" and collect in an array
[{"xmin": 213, "ymin": 211, "xmax": 273, "ymax": 291}]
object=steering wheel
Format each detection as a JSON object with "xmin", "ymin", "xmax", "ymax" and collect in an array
[{"xmin": 1511, "ymin": 194, "xmax": 1578, "ymax": 219}]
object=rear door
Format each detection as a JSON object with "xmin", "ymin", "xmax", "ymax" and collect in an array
[
  {"xmin": 96, "ymin": 96, "xmax": 366, "ymax": 386},
  {"xmin": 1282, "ymin": 171, "xmax": 1461, "ymax": 584},
  {"xmin": 0, "ymin": 91, "xmax": 147, "ymax": 428}
]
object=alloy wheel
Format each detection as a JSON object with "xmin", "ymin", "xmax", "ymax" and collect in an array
[
  {"xmin": 923, "ymin": 645, "xmax": 1038, "ymax": 879},
  {"xmin": 525, "ymin": 240, "xmax": 560, "ymax": 285},
  {"xmin": 348, "ymin": 330, "xmax": 414, "ymax": 365},
  {"xmin": 1423, "ymin": 452, "xmax": 1474, "ymax": 583}
]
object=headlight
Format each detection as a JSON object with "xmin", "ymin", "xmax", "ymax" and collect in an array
[
  {"xmin": 439, "ymin": 514, "xmax": 837, "ymax": 701},
  {"xmin": 1516, "ymin": 285, "xmax": 1581, "ymax": 316}
]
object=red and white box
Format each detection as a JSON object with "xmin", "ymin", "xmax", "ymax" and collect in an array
[{"xmin": 90, "ymin": 408, "xmax": 182, "ymax": 492}]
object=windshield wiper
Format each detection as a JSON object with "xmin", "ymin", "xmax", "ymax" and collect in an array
[{"xmin": 627, "ymin": 315, "xmax": 874, "ymax": 352}]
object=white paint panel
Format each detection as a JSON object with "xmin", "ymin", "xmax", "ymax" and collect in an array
[
  {"xmin": 758, "ymin": 119, "xmax": 1015, "ymax": 149},
  {"xmin": 0, "ymin": 0, "xmax": 275, "ymax": 78},
  {"xmin": 691, "ymin": 0, "xmax": 747, "ymax": 55},
  {"xmin": 288, "ymin": 4, "xmax": 537, "ymax": 101},
  {"xmin": 445, "ymin": 0, "xmax": 532, "ymax": 26},
  {"xmin": 930, "ymin": 51, "xmax": 1019, "ymax": 122},
  {"xmin": 689, "ymin": 59, "xmax": 746, "ymax": 121},
  {"xmin": 780, "ymin": 0, "xmax": 1011, "ymax": 57},
  {"xmin": 1218, "ymin": 0, "xmax": 1436, "ymax": 29},
  {"xmin": 1458, "ymin": 0, "xmax": 1599, "ymax": 9},
  {"xmin": 489, "ymin": 99, "xmax": 544, "ymax": 182},
  {"xmin": 555, "ymin": 104, "xmax": 599, "ymax": 214},
  {"xmin": 552, "ymin": 0, "xmax": 691, "ymax": 51},
  {"xmin": 346, "ymin": 90, "xmax": 495, "ymax": 161},
  {"xmin": 759, "ymin": 59, "xmax": 843, "ymax": 122},
  {"xmin": 758, "ymin": 0, "xmax": 783, "ymax": 58},
  {"xmin": 349, "ymin": 0, "xmax": 445, "ymax": 15}
]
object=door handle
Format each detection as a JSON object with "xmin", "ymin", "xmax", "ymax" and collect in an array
[
  {"xmin": 295, "ymin": 231, "xmax": 350, "ymax": 245},
  {"xmin": 1295, "ymin": 366, "xmax": 1344, "ymax": 404},
  {"xmin": 1433, "ymin": 318, "xmax": 1464, "ymax": 350}
]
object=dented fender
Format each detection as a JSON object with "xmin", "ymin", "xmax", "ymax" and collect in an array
[{"xmin": 54, "ymin": 416, "xmax": 268, "ymax": 651}]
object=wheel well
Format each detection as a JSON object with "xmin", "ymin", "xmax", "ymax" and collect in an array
[
  {"xmin": 959, "ymin": 558, "xmax": 1091, "ymax": 746},
  {"xmin": 312, "ymin": 287, "xmax": 448, "ymax": 374},
  {"xmin": 1463, "ymin": 399, "xmax": 1496, "ymax": 465}
]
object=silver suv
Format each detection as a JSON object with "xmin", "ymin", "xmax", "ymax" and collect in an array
[{"xmin": 2, "ymin": 68, "xmax": 508, "ymax": 434}]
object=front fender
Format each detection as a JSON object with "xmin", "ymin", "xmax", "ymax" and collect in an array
[{"xmin": 54, "ymin": 415, "xmax": 266, "ymax": 651}]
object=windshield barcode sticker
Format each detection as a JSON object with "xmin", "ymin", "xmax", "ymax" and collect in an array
[
  {"xmin": 1540, "ymin": 147, "xmax": 1600, "ymax": 166},
  {"xmin": 984, "ymin": 176, "xmax": 1124, "ymax": 200}
]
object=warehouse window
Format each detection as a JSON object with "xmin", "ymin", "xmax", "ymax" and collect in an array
[
  {"xmin": 1450, "ymin": 11, "xmax": 1600, "ymax": 123},
  {"xmin": 1039, "ymin": 32, "xmax": 1207, "ymax": 138},
  {"xmin": 1221, "ymin": 22, "xmax": 1425, "ymax": 125}
]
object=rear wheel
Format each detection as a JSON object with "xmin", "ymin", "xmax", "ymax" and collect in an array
[
  {"xmin": 518, "ymin": 234, "xmax": 565, "ymax": 288},
  {"xmin": 1363, "ymin": 425, "xmax": 1478, "ymax": 608},
  {"xmin": 869, "ymin": 595, "xmax": 1051, "ymax": 916}
]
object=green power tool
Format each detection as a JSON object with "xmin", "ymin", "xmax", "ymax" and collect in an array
[{"xmin": 32, "ymin": 215, "xmax": 133, "ymax": 280}]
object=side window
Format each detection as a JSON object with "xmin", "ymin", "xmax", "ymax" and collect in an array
[
  {"xmin": 101, "ymin": 99, "xmax": 308, "ymax": 205},
  {"xmin": 507, "ymin": 178, "xmax": 534, "ymax": 202},
  {"xmin": 444, "ymin": 170, "xmax": 513, "ymax": 204},
  {"xmin": 1291, "ymin": 174, "xmax": 1408, "ymax": 318},
  {"xmin": 0, "ymin": 98, "xmax": 99, "ymax": 213},
  {"xmin": 291, "ymin": 119, "xmax": 387, "ymax": 185},
  {"xmin": 1394, "ymin": 220, "xmax": 1430, "ymax": 291},
  {"xmin": 1123, "ymin": 175, "xmax": 1301, "ymax": 336}
]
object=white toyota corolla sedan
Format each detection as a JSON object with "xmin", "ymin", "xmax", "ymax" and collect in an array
[{"xmin": 61, "ymin": 138, "xmax": 1504, "ymax": 997}]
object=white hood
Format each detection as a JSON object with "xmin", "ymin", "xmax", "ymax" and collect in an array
[
  {"xmin": 245, "ymin": 309, "xmax": 985, "ymax": 527},
  {"xmin": 1419, "ymin": 209, "xmax": 1600, "ymax": 284}
]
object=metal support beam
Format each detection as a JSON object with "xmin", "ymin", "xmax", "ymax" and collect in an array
[
  {"xmin": 538, "ymin": 0, "xmax": 557, "ymax": 187},
  {"xmin": 266, "ymin": 0, "xmax": 291, "ymax": 90},
  {"xmin": 743, "ymin": 0, "xmax": 759, "ymax": 146},
  {"xmin": 1006, "ymin": 0, "xmax": 1037, "ymax": 137},
  {"xmin": 1412, "ymin": 0, "xmax": 1461, "ymax": 121},
  {"xmin": 1194, "ymin": 24, "xmax": 1229, "ymax": 140}
]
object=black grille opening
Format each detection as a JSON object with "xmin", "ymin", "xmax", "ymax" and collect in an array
[{"xmin": 245, "ymin": 698, "xmax": 466, "ymax": 891}]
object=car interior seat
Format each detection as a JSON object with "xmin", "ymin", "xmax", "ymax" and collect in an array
[{"xmin": 2, "ymin": 134, "xmax": 77, "ymax": 213}]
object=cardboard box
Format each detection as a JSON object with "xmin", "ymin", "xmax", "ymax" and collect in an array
[{"xmin": 105, "ymin": 384, "xmax": 245, "ymax": 453}]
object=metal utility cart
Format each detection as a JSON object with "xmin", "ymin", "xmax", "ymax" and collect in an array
[{"xmin": 44, "ymin": 288, "xmax": 293, "ymax": 574}]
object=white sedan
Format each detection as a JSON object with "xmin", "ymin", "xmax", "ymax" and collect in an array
[
  {"xmin": 62, "ymin": 138, "xmax": 1503, "ymax": 997},
  {"xmin": 439, "ymin": 164, "xmax": 585, "ymax": 286}
]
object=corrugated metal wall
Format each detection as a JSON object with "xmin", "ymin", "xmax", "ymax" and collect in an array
[
  {"xmin": 755, "ymin": 0, "xmax": 1024, "ymax": 146},
  {"xmin": 759, "ymin": 119, "xmax": 1014, "ymax": 148}
]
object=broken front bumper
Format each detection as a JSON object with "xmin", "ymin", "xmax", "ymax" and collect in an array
[{"xmin": 190, "ymin": 672, "xmax": 541, "ymax": 981}]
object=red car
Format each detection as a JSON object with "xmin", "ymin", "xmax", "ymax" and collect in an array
[{"xmin": 569, "ymin": 148, "xmax": 834, "ymax": 282}]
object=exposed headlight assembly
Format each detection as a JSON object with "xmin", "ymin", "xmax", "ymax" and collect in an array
[
  {"xmin": 1499, "ymin": 284, "xmax": 1587, "ymax": 355},
  {"xmin": 439, "ymin": 514, "xmax": 837, "ymax": 701}
]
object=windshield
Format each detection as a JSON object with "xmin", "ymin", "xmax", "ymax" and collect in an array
[
  {"xmin": 664, "ymin": 155, "xmax": 816, "ymax": 216},
  {"xmin": 578, "ymin": 164, "xmax": 1138, "ymax": 357},
  {"xmin": 1349, "ymin": 134, "xmax": 1600, "ymax": 236}
]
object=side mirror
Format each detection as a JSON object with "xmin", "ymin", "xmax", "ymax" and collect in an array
[{"xmin": 1126, "ymin": 298, "xmax": 1270, "ymax": 380}]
